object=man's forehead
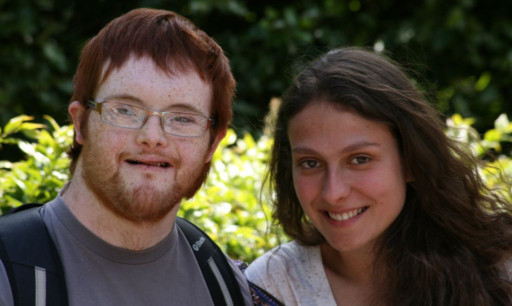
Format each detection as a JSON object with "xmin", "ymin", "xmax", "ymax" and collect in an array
[
  {"xmin": 97, "ymin": 54, "xmax": 205, "ymax": 89},
  {"xmin": 93, "ymin": 55, "xmax": 213, "ymax": 115}
]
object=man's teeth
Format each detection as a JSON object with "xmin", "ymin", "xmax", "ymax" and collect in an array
[
  {"xmin": 128, "ymin": 160, "xmax": 169, "ymax": 167},
  {"xmin": 328, "ymin": 207, "xmax": 365, "ymax": 221}
]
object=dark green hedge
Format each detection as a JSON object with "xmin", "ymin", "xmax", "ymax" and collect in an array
[{"xmin": 1, "ymin": 0, "xmax": 511, "ymax": 145}]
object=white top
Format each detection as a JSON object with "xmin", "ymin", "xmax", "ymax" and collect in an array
[{"xmin": 245, "ymin": 241, "xmax": 337, "ymax": 306}]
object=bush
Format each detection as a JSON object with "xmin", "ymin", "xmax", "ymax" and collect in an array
[
  {"xmin": 0, "ymin": 110, "xmax": 511, "ymax": 261},
  {"xmin": 0, "ymin": 115, "xmax": 72, "ymax": 212},
  {"xmin": 0, "ymin": 113, "xmax": 282, "ymax": 261},
  {"xmin": 3, "ymin": 1, "xmax": 512, "ymax": 135},
  {"xmin": 446, "ymin": 113, "xmax": 512, "ymax": 203},
  {"xmin": 179, "ymin": 128, "xmax": 281, "ymax": 262}
]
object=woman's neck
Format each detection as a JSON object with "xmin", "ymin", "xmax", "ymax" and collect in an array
[
  {"xmin": 320, "ymin": 243, "xmax": 383, "ymax": 305},
  {"xmin": 321, "ymin": 243, "xmax": 375, "ymax": 283}
]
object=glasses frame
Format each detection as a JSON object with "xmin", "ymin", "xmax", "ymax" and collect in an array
[{"xmin": 87, "ymin": 100, "xmax": 215, "ymax": 138}]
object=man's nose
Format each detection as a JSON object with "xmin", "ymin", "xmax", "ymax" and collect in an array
[{"xmin": 136, "ymin": 114, "xmax": 168, "ymax": 148}]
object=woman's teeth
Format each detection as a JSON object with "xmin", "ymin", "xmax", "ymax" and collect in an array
[{"xmin": 328, "ymin": 207, "xmax": 366, "ymax": 221}]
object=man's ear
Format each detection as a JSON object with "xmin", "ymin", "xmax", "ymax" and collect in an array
[
  {"xmin": 205, "ymin": 128, "xmax": 227, "ymax": 163},
  {"xmin": 68, "ymin": 101, "xmax": 86, "ymax": 144}
]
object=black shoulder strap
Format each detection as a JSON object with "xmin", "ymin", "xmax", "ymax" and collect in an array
[
  {"xmin": 0, "ymin": 204, "xmax": 68, "ymax": 306},
  {"xmin": 0, "ymin": 207, "xmax": 244, "ymax": 306},
  {"xmin": 176, "ymin": 217, "xmax": 245, "ymax": 306}
]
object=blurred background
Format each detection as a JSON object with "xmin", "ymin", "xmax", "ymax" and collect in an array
[{"xmin": 1, "ymin": 0, "xmax": 511, "ymax": 149}]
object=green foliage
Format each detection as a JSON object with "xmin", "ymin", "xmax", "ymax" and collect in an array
[
  {"xmin": 179, "ymin": 129, "xmax": 281, "ymax": 262},
  {"xmin": 446, "ymin": 113, "xmax": 512, "ymax": 202},
  {"xmin": 0, "ymin": 115, "xmax": 72, "ymax": 212},
  {"xmin": 0, "ymin": 0, "xmax": 75, "ymax": 127},
  {"xmin": 1, "ymin": 0, "xmax": 511, "ymax": 138},
  {"xmin": 0, "ymin": 112, "xmax": 511, "ymax": 260}
]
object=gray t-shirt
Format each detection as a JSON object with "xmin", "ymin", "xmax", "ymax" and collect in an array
[{"xmin": 0, "ymin": 196, "xmax": 252, "ymax": 305}]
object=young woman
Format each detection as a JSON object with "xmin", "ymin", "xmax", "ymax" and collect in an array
[{"xmin": 245, "ymin": 47, "xmax": 512, "ymax": 305}]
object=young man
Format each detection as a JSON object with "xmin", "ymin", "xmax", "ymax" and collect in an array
[{"xmin": 0, "ymin": 8, "xmax": 253, "ymax": 305}]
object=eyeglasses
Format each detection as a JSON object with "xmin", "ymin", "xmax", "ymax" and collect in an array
[{"xmin": 88, "ymin": 100, "xmax": 215, "ymax": 138}]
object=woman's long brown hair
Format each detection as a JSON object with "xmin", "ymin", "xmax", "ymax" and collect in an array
[{"xmin": 269, "ymin": 47, "xmax": 512, "ymax": 305}]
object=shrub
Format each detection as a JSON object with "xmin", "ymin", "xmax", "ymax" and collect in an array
[
  {"xmin": 446, "ymin": 113, "xmax": 512, "ymax": 203},
  {"xmin": 0, "ymin": 115, "xmax": 72, "ymax": 212},
  {"xmin": 0, "ymin": 110, "xmax": 511, "ymax": 261}
]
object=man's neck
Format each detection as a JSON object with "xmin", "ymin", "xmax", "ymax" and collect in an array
[{"xmin": 61, "ymin": 176, "xmax": 179, "ymax": 251}]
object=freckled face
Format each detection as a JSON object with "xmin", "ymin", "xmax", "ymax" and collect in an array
[
  {"xmin": 75, "ymin": 56, "xmax": 219, "ymax": 224},
  {"xmin": 288, "ymin": 102, "xmax": 408, "ymax": 254}
]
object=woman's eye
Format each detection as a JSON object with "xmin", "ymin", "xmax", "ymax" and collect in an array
[
  {"xmin": 299, "ymin": 159, "xmax": 320, "ymax": 169},
  {"xmin": 350, "ymin": 156, "xmax": 371, "ymax": 165}
]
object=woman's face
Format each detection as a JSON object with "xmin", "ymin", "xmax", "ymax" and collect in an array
[{"xmin": 288, "ymin": 101, "xmax": 410, "ymax": 254}]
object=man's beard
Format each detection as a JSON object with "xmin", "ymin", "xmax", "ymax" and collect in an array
[
  {"xmin": 85, "ymin": 172, "xmax": 182, "ymax": 224},
  {"xmin": 81, "ymin": 149, "xmax": 210, "ymax": 225}
]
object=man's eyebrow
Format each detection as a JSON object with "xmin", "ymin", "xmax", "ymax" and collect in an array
[
  {"xmin": 99, "ymin": 94, "xmax": 142, "ymax": 103},
  {"xmin": 167, "ymin": 103, "xmax": 207, "ymax": 115},
  {"xmin": 98, "ymin": 95, "xmax": 207, "ymax": 115}
]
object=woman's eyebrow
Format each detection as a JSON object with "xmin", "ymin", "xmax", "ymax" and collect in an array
[
  {"xmin": 292, "ymin": 141, "xmax": 380, "ymax": 155},
  {"xmin": 340, "ymin": 142, "xmax": 380, "ymax": 153}
]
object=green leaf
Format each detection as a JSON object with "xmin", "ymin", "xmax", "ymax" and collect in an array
[
  {"xmin": 0, "ymin": 161, "xmax": 13, "ymax": 169},
  {"xmin": 494, "ymin": 114, "xmax": 510, "ymax": 132},
  {"xmin": 484, "ymin": 129, "xmax": 502, "ymax": 142},
  {"xmin": 43, "ymin": 115, "xmax": 61, "ymax": 131},
  {"xmin": 18, "ymin": 140, "xmax": 36, "ymax": 156},
  {"xmin": 20, "ymin": 122, "xmax": 46, "ymax": 131},
  {"xmin": 475, "ymin": 72, "xmax": 491, "ymax": 92},
  {"xmin": 3, "ymin": 115, "xmax": 34, "ymax": 136}
]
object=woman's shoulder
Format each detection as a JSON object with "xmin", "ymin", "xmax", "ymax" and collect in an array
[
  {"xmin": 245, "ymin": 241, "xmax": 336, "ymax": 305},
  {"xmin": 244, "ymin": 241, "xmax": 322, "ymax": 289},
  {"xmin": 503, "ymin": 257, "xmax": 512, "ymax": 280},
  {"xmin": 247, "ymin": 241, "xmax": 318, "ymax": 273}
]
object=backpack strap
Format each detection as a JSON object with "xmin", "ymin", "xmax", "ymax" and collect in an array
[
  {"xmin": 0, "ymin": 206, "xmax": 244, "ymax": 306},
  {"xmin": 176, "ymin": 217, "xmax": 245, "ymax": 306},
  {"xmin": 0, "ymin": 204, "xmax": 68, "ymax": 306},
  {"xmin": 234, "ymin": 261, "xmax": 285, "ymax": 306}
]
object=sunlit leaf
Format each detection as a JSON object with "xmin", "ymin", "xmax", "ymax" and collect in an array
[
  {"xmin": 494, "ymin": 114, "xmax": 510, "ymax": 131},
  {"xmin": 3, "ymin": 115, "xmax": 34, "ymax": 136}
]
